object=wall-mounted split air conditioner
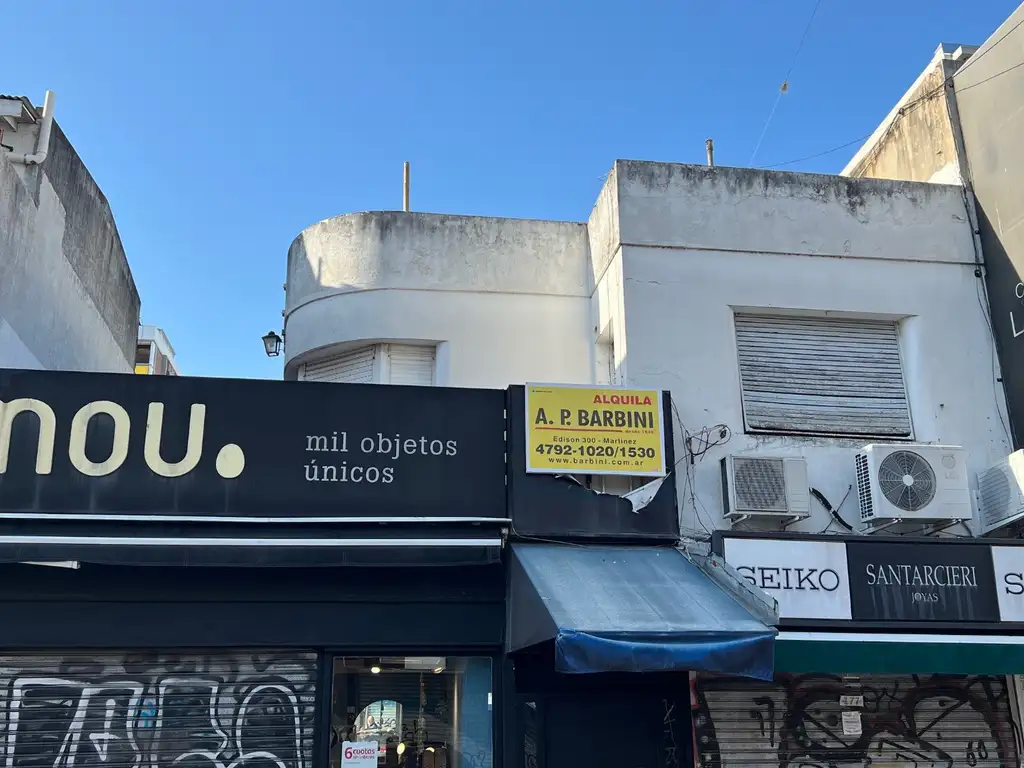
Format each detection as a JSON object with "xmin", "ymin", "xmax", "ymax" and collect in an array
[
  {"xmin": 856, "ymin": 444, "xmax": 970, "ymax": 527},
  {"xmin": 975, "ymin": 450, "xmax": 1024, "ymax": 536},
  {"xmin": 720, "ymin": 455, "xmax": 811, "ymax": 525}
]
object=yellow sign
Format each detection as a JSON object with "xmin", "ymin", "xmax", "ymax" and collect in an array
[{"xmin": 525, "ymin": 384, "xmax": 666, "ymax": 477}]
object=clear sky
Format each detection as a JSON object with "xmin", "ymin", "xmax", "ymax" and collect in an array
[{"xmin": 4, "ymin": 0, "xmax": 1020, "ymax": 379}]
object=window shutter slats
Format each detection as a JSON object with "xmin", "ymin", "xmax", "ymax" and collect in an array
[
  {"xmin": 387, "ymin": 345, "xmax": 436, "ymax": 386},
  {"xmin": 735, "ymin": 314, "xmax": 911, "ymax": 436},
  {"xmin": 300, "ymin": 346, "xmax": 376, "ymax": 383}
]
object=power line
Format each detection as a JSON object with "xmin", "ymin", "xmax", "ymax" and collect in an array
[
  {"xmin": 958, "ymin": 58, "xmax": 1024, "ymax": 94},
  {"xmin": 749, "ymin": 0, "xmax": 825, "ymax": 165},
  {"xmin": 954, "ymin": 16, "xmax": 1024, "ymax": 80},
  {"xmin": 759, "ymin": 55, "xmax": 1024, "ymax": 171},
  {"xmin": 759, "ymin": 133, "xmax": 873, "ymax": 169},
  {"xmin": 757, "ymin": 17, "xmax": 1024, "ymax": 172}
]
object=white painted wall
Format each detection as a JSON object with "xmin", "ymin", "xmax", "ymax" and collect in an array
[
  {"xmin": 283, "ymin": 160, "xmax": 1011, "ymax": 539},
  {"xmin": 0, "ymin": 149, "xmax": 134, "ymax": 373},
  {"xmin": 284, "ymin": 212, "xmax": 594, "ymax": 389},
  {"xmin": 0, "ymin": 319, "xmax": 43, "ymax": 370},
  {"xmin": 591, "ymin": 160, "xmax": 1011, "ymax": 536}
]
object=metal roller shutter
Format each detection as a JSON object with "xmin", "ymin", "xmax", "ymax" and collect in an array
[
  {"xmin": 0, "ymin": 650, "xmax": 318, "ymax": 768},
  {"xmin": 733, "ymin": 314, "xmax": 912, "ymax": 437},
  {"xmin": 386, "ymin": 345, "xmax": 436, "ymax": 386},
  {"xmin": 694, "ymin": 673, "xmax": 1019, "ymax": 768},
  {"xmin": 301, "ymin": 347, "xmax": 376, "ymax": 383}
]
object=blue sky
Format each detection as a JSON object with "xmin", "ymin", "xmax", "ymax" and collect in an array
[{"xmin": 4, "ymin": 0, "xmax": 1019, "ymax": 379}]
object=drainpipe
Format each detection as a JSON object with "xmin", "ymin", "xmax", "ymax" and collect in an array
[{"xmin": 8, "ymin": 90, "xmax": 55, "ymax": 166}]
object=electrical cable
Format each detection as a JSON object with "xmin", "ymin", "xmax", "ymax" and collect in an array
[
  {"xmin": 953, "ymin": 16, "xmax": 1024, "ymax": 81},
  {"xmin": 669, "ymin": 398, "xmax": 717, "ymax": 536},
  {"xmin": 810, "ymin": 485, "xmax": 854, "ymax": 531},
  {"xmin": 952, "ymin": 161, "xmax": 1015, "ymax": 449},
  {"xmin": 760, "ymin": 134, "xmax": 874, "ymax": 169},
  {"xmin": 758, "ymin": 22, "xmax": 1024, "ymax": 173},
  {"xmin": 749, "ymin": 0, "xmax": 825, "ymax": 165}
]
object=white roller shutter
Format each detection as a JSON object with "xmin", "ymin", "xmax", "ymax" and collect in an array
[
  {"xmin": 300, "ymin": 346, "xmax": 376, "ymax": 383},
  {"xmin": 734, "ymin": 314, "xmax": 911, "ymax": 437},
  {"xmin": 386, "ymin": 344, "xmax": 435, "ymax": 386},
  {"xmin": 695, "ymin": 674, "xmax": 1018, "ymax": 768}
]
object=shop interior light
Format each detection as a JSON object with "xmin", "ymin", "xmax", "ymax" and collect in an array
[{"xmin": 370, "ymin": 665, "xmax": 381, "ymax": 674}]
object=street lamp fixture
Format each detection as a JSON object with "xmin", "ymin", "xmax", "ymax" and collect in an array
[{"xmin": 262, "ymin": 330, "xmax": 283, "ymax": 358}]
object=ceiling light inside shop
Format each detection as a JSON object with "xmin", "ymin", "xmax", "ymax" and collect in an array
[
  {"xmin": 404, "ymin": 656, "xmax": 445, "ymax": 671},
  {"xmin": 370, "ymin": 665, "xmax": 381, "ymax": 674}
]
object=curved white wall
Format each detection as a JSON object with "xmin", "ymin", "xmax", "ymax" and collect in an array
[{"xmin": 284, "ymin": 212, "xmax": 594, "ymax": 389}]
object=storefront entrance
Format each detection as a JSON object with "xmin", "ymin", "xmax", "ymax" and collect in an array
[{"xmin": 328, "ymin": 657, "xmax": 494, "ymax": 768}]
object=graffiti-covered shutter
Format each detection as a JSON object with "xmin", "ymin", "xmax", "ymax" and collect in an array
[
  {"xmin": 694, "ymin": 674, "xmax": 1019, "ymax": 768},
  {"xmin": 0, "ymin": 650, "xmax": 318, "ymax": 768}
]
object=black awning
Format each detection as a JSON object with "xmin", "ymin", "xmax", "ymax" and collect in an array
[
  {"xmin": 508, "ymin": 543, "xmax": 776, "ymax": 680},
  {"xmin": 0, "ymin": 521, "xmax": 504, "ymax": 567}
]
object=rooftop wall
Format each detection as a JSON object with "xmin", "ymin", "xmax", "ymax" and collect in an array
[
  {"xmin": 284, "ymin": 212, "xmax": 593, "ymax": 387},
  {"xmin": 0, "ymin": 118, "xmax": 140, "ymax": 372}
]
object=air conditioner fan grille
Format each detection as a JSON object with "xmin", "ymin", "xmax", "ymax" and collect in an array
[{"xmin": 877, "ymin": 450, "xmax": 936, "ymax": 512}]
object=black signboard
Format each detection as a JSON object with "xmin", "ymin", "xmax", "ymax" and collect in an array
[
  {"xmin": 977, "ymin": 206, "xmax": 1023, "ymax": 449},
  {"xmin": 505, "ymin": 385, "xmax": 678, "ymax": 541},
  {"xmin": 846, "ymin": 540, "xmax": 1000, "ymax": 623},
  {"xmin": 0, "ymin": 369, "xmax": 506, "ymax": 520}
]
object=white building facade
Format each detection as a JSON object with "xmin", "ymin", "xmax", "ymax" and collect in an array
[
  {"xmin": 135, "ymin": 325, "xmax": 179, "ymax": 376},
  {"xmin": 0, "ymin": 91, "xmax": 140, "ymax": 373},
  {"xmin": 284, "ymin": 160, "xmax": 1010, "ymax": 538},
  {"xmin": 284, "ymin": 158, "xmax": 1024, "ymax": 768}
]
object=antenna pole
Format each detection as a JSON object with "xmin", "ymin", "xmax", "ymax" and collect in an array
[
  {"xmin": 403, "ymin": 161, "xmax": 410, "ymax": 212},
  {"xmin": 706, "ymin": 139, "xmax": 715, "ymax": 167}
]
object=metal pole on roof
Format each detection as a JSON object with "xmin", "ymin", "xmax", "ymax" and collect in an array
[{"xmin": 403, "ymin": 161, "xmax": 410, "ymax": 212}]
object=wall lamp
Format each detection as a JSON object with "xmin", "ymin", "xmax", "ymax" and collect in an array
[{"xmin": 262, "ymin": 330, "xmax": 283, "ymax": 358}]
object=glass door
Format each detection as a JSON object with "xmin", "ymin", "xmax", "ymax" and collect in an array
[{"xmin": 329, "ymin": 656, "xmax": 493, "ymax": 768}]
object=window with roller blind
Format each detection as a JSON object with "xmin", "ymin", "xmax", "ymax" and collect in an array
[
  {"xmin": 733, "ymin": 313, "xmax": 912, "ymax": 438},
  {"xmin": 298, "ymin": 344, "xmax": 436, "ymax": 385}
]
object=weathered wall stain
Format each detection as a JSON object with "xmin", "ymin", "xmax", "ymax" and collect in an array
[
  {"xmin": 0, "ymin": 121, "xmax": 140, "ymax": 372},
  {"xmin": 694, "ymin": 674, "xmax": 1018, "ymax": 768},
  {"xmin": 0, "ymin": 651, "xmax": 317, "ymax": 768}
]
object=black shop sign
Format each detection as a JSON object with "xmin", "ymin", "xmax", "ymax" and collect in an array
[
  {"xmin": 846, "ymin": 540, "xmax": 1000, "ymax": 622},
  {"xmin": 0, "ymin": 369, "xmax": 506, "ymax": 520},
  {"xmin": 715, "ymin": 532, "xmax": 1024, "ymax": 627}
]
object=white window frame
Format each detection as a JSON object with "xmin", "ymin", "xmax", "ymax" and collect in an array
[{"xmin": 733, "ymin": 311, "xmax": 913, "ymax": 439}]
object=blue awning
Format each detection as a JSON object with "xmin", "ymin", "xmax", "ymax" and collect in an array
[{"xmin": 508, "ymin": 544, "xmax": 776, "ymax": 680}]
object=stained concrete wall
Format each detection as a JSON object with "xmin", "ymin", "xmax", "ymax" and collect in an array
[
  {"xmin": 282, "ymin": 158, "xmax": 1008, "ymax": 538},
  {"xmin": 843, "ymin": 46, "xmax": 969, "ymax": 184},
  {"xmin": 0, "ymin": 119, "xmax": 140, "ymax": 372},
  {"xmin": 284, "ymin": 212, "xmax": 593, "ymax": 388},
  {"xmin": 589, "ymin": 160, "xmax": 1009, "ymax": 536}
]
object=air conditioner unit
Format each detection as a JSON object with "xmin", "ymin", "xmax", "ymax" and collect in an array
[
  {"xmin": 856, "ymin": 444, "xmax": 970, "ymax": 525},
  {"xmin": 975, "ymin": 450, "xmax": 1024, "ymax": 536},
  {"xmin": 721, "ymin": 455, "xmax": 811, "ymax": 524}
]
